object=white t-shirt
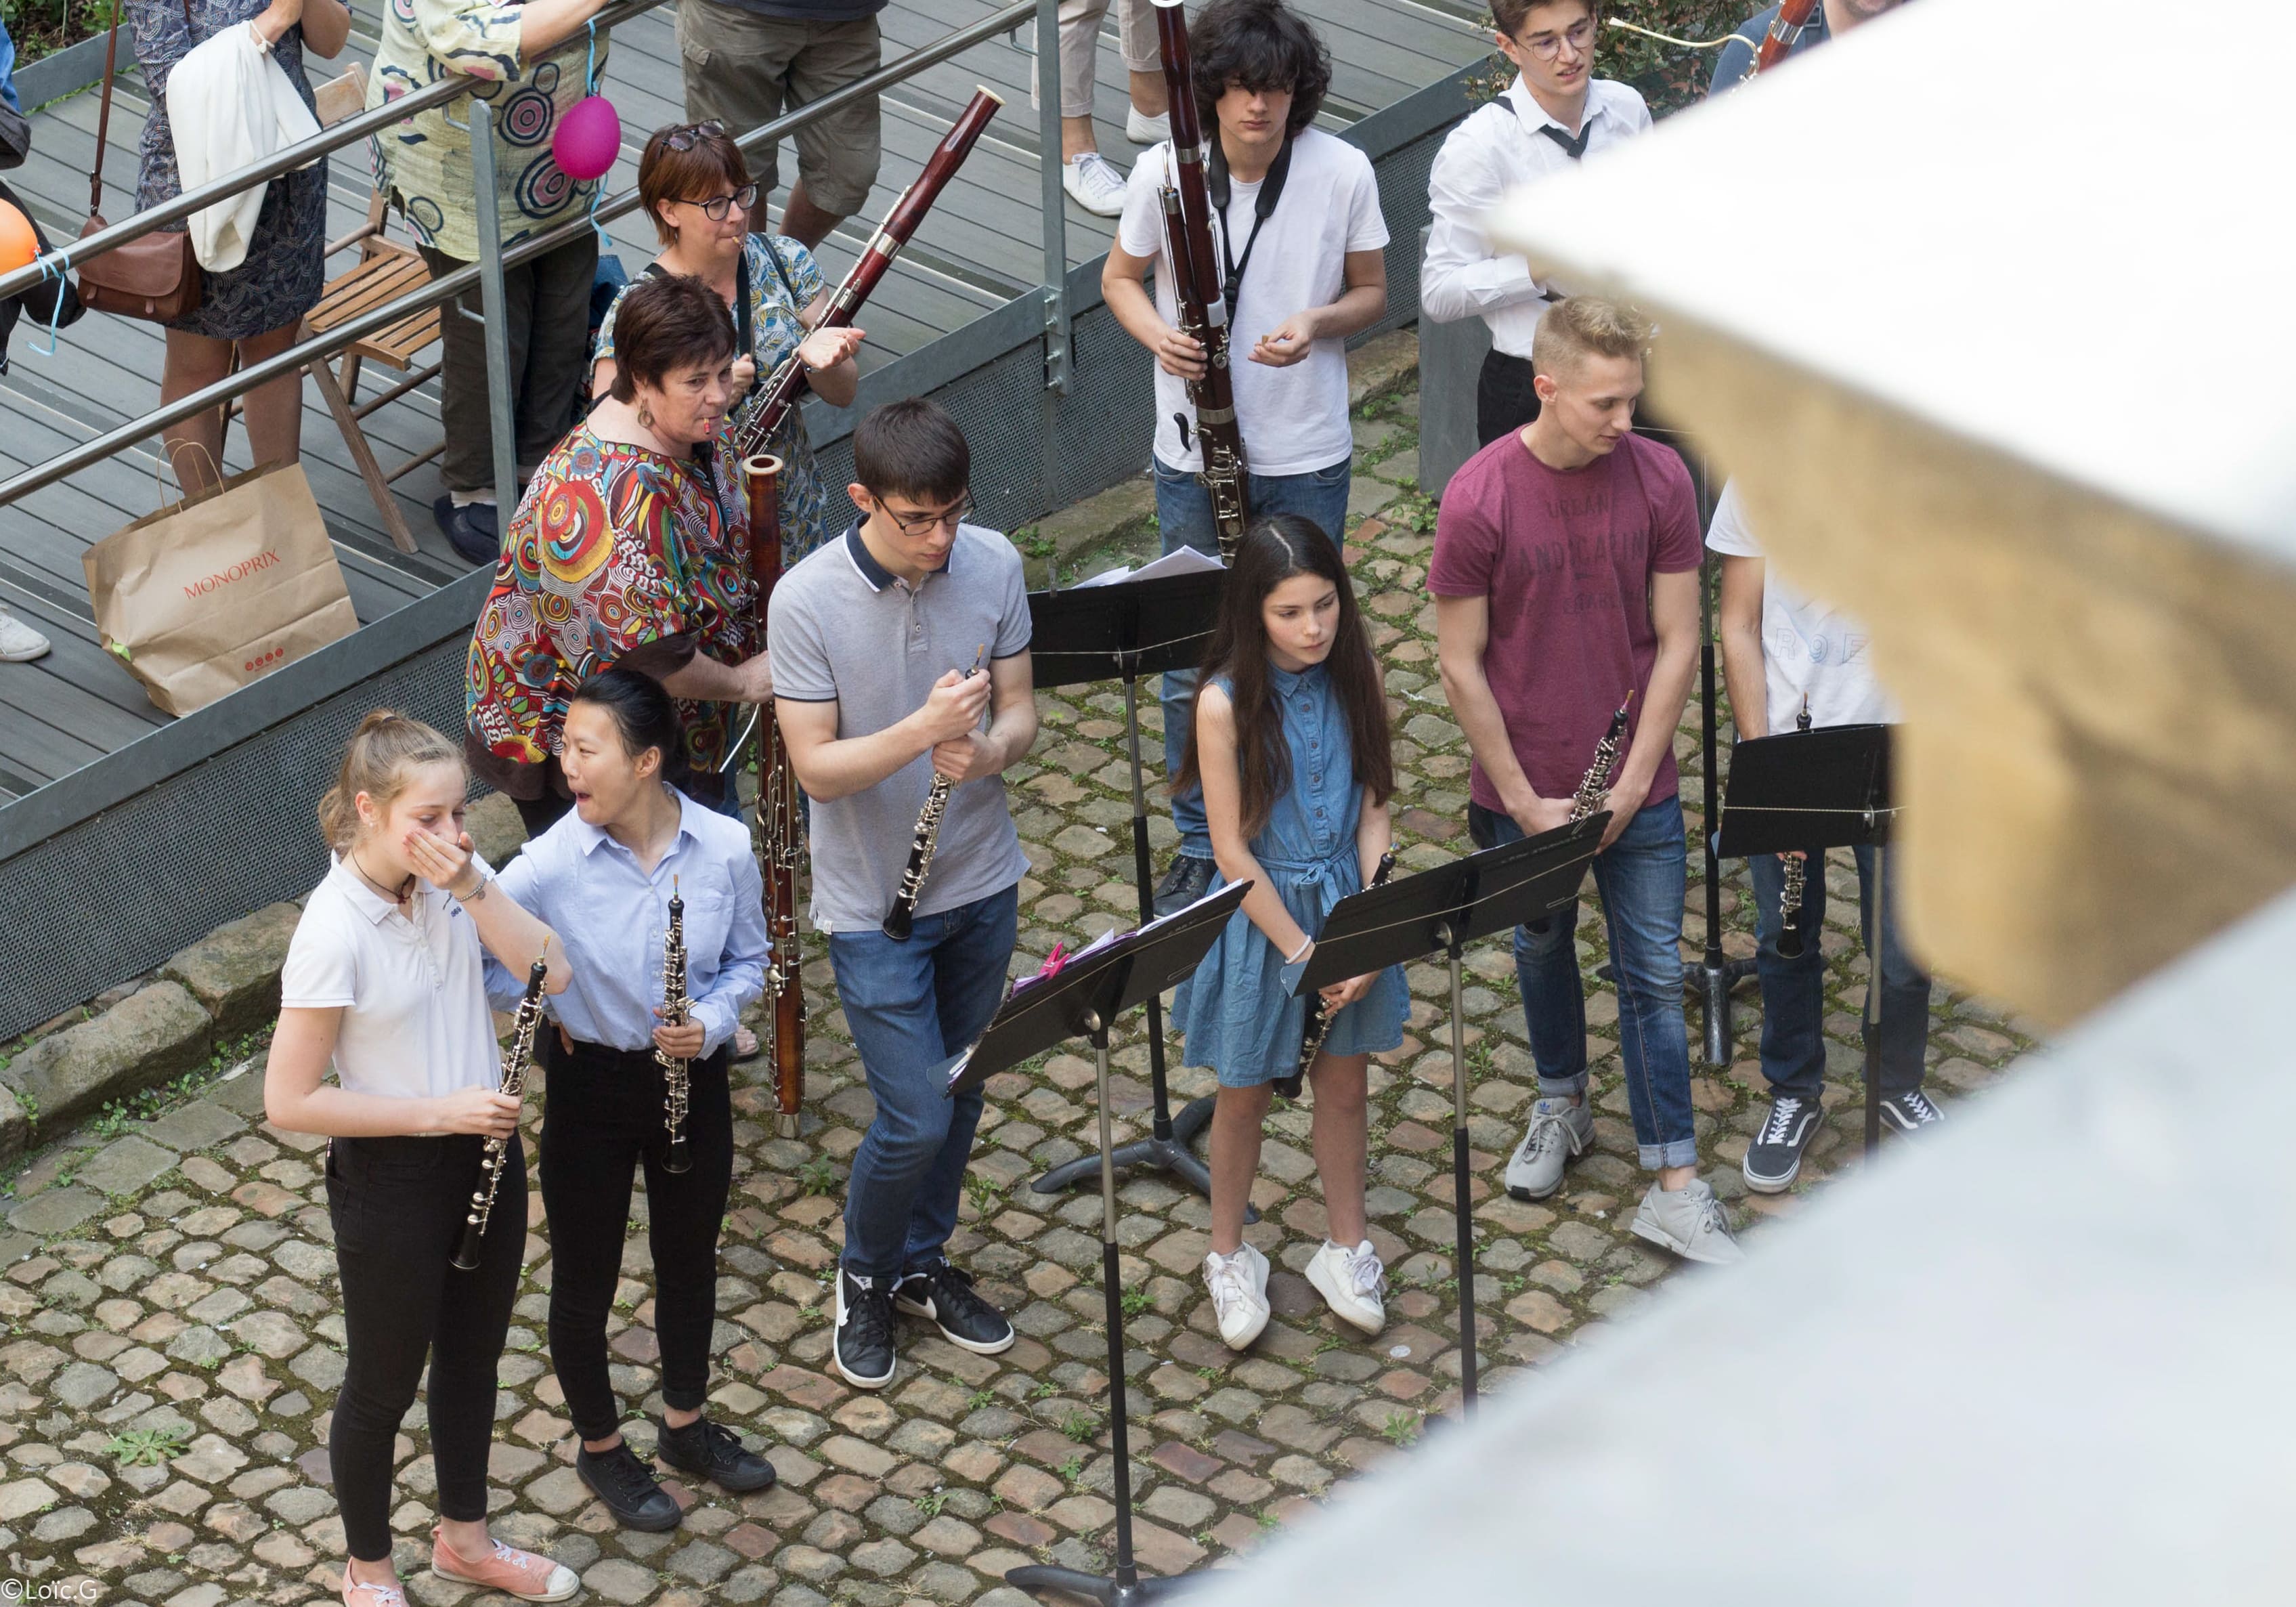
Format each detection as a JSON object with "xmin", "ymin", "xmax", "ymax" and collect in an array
[
  {"xmin": 1705, "ymin": 481, "xmax": 1898, "ymax": 729},
  {"xmin": 1117, "ymin": 127, "xmax": 1389, "ymax": 477},
  {"xmin": 280, "ymin": 853, "xmax": 503, "ymax": 1101}
]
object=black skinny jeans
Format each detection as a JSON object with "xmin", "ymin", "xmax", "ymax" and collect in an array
[
  {"xmin": 539, "ymin": 1036, "xmax": 734, "ymax": 1443},
  {"xmin": 326, "ymin": 1133, "xmax": 525, "ymax": 1562}
]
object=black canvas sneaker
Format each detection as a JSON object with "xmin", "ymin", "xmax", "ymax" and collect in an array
[{"xmin": 1742, "ymin": 1094, "xmax": 1822, "ymax": 1195}]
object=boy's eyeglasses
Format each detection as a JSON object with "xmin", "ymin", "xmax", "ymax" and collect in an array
[
  {"xmin": 1517, "ymin": 18, "xmax": 1595, "ymax": 58},
  {"xmin": 884, "ymin": 492, "xmax": 975, "ymax": 537}
]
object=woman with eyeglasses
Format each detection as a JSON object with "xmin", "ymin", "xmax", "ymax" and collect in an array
[
  {"xmin": 466, "ymin": 275, "xmax": 772, "ymax": 838},
  {"xmin": 592, "ymin": 121, "xmax": 865, "ymax": 570}
]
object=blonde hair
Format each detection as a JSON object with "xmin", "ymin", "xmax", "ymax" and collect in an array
[
  {"xmin": 317, "ymin": 710, "xmax": 464, "ymax": 851},
  {"xmin": 1532, "ymin": 295, "xmax": 1651, "ymax": 383}
]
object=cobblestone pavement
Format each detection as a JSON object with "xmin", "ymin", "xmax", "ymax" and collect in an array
[{"xmin": 0, "ymin": 383, "xmax": 2038, "ymax": 1606}]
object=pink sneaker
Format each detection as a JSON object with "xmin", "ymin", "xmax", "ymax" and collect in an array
[
  {"xmin": 430, "ymin": 1528, "xmax": 581, "ymax": 1602},
  {"xmin": 341, "ymin": 1573, "xmax": 406, "ymax": 1607}
]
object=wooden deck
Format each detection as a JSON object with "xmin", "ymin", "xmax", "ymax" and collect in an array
[{"xmin": 0, "ymin": 0, "xmax": 1488, "ymax": 802}]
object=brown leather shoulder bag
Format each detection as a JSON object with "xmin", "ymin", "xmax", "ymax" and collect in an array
[{"xmin": 77, "ymin": 0, "xmax": 202, "ymax": 323}]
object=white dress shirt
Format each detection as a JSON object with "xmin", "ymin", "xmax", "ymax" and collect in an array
[{"xmin": 1421, "ymin": 75, "xmax": 1651, "ymax": 356}]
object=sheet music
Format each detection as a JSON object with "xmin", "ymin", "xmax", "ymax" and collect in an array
[{"xmin": 1072, "ymin": 545, "xmax": 1226, "ymax": 588}]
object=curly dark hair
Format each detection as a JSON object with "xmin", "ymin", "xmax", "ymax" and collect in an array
[{"xmin": 1189, "ymin": 0, "xmax": 1331, "ymax": 138}]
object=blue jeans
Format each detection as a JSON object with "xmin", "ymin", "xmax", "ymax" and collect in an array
[
  {"xmin": 1469, "ymin": 796, "xmax": 1697, "ymax": 1171},
  {"xmin": 829, "ymin": 885, "xmax": 1018, "ymax": 1281},
  {"xmin": 1154, "ymin": 456, "xmax": 1353, "ymax": 860},
  {"xmin": 1748, "ymin": 844, "xmax": 1931, "ymax": 1099}
]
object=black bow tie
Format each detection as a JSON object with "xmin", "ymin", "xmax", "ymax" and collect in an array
[{"xmin": 1537, "ymin": 122, "xmax": 1593, "ymax": 161}]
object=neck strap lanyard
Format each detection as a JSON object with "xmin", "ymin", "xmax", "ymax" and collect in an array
[{"xmin": 1207, "ymin": 132, "xmax": 1296, "ymax": 311}]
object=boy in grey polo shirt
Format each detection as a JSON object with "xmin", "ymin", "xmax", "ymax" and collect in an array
[{"xmin": 771, "ymin": 399, "xmax": 1039, "ymax": 1390}]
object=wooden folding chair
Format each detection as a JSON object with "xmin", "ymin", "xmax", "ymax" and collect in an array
[{"xmin": 300, "ymin": 66, "xmax": 444, "ymax": 555}]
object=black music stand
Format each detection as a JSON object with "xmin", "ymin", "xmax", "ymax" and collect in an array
[
  {"xmin": 1022, "ymin": 567, "xmax": 1234, "ymax": 1210},
  {"xmin": 1716, "ymin": 723, "xmax": 1896, "ymax": 1155},
  {"xmin": 1293, "ymin": 817, "xmax": 1607, "ymax": 1415},
  {"xmin": 951, "ymin": 880, "xmax": 1249, "ymax": 1606}
]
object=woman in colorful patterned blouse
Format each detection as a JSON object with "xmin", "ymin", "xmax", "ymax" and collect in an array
[
  {"xmin": 366, "ymin": 0, "xmax": 618, "ymax": 563},
  {"xmin": 466, "ymin": 275, "xmax": 774, "ymax": 836},
  {"xmin": 592, "ymin": 121, "xmax": 864, "ymax": 565}
]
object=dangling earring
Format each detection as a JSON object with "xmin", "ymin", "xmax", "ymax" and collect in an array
[{"xmin": 637, "ymin": 402, "xmax": 655, "ymax": 431}]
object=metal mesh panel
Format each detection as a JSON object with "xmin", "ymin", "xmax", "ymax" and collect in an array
[
  {"xmin": 1370, "ymin": 129, "xmax": 1444, "ymax": 335},
  {"xmin": 0, "ymin": 641, "xmax": 469, "ymax": 1037}
]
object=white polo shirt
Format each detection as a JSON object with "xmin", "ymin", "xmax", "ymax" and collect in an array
[
  {"xmin": 1421, "ymin": 76, "xmax": 1651, "ymax": 356},
  {"xmin": 280, "ymin": 853, "xmax": 502, "ymax": 1100}
]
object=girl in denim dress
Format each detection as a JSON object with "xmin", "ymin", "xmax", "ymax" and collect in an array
[{"xmin": 1172, "ymin": 513, "xmax": 1407, "ymax": 1353}]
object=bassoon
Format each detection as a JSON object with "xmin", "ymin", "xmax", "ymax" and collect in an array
[
  {"xmin": 731, "ymin": 87, "xmax": 1003, "ymax": 462},
  {"xmin": 1607, "ymin": 0, "xmax": 1821, "ymax": 85},
  {"xmin": 1747, "ymin": 0, "xmax": 1823, "ymax": 77},
  {"xmin": 743, "ymin": 455, "xmax": 808, "ymax": 1138},
  {"xmin": 1151, "ymin": 0, "xmax": 1249, "ymax": 563}
]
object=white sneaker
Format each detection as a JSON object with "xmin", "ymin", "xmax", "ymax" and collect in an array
[
  {"xmin": 1062, "ymin": 151, "xmax": 1129, "ymax": 217},
  {"xmin": 1203, "ymin": 1243, "xmax": 1270, "ymax": 1350},
  {"xmin": 0, "ymin": 610, "xmax": 50, "ymax": 663},
  {"xmin": 1630, "ymin": 1178, "xmax": 1746, "ymax": 1266},
  {"xmin": 1303, "ymin": 1238, "xmax": 1386, "ymax": 1335},
  {"xmin": 1126, "ymin": 107, "xmax": 1171, "ymax": 145}
]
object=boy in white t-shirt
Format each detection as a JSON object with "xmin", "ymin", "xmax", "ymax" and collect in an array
[
  {"xmin": 1102, "ymin": 0, "xmax": 1389, "ymax": 914},
  {"xmin": 1708, "ymin": 480, "xmax": 1941, "ymax": 1195}
]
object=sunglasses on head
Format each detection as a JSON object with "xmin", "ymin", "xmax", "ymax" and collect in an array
[{"xmin": 661, "ymin": 119, "xmax": 727, "ymax": 151}]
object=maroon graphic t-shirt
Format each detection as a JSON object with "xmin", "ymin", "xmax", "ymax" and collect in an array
[{"xmin": 1429, "ymin": 430, "xmax": 1701, "ymax": 811}]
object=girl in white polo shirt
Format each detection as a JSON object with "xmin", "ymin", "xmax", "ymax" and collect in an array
[{"xmin": 265, "ymin": 711, "xmax": 578, "ymax": 1607}]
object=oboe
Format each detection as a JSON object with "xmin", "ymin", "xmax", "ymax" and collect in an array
[
  {"xmin": 1152, "ymin": 0, "xmax": 1249, "ymax": 563},
  {"xmin": 731, "ymin": 89, "xmax": 1002, "ymax": 463},
  {"xmin": 1569, "ymin": 696, "xmax": 1634, "ymax": 822},
  {"xmin": 883, "ymin": 644, "xmax": 987, "ymax": 941},
  {"xmin": 452, "ymin": 942, "xmax": 548, "ymax": 1273},
  {"xmin": 657, "ymin": 878, "xmax": 693, "ymax": 1175},
  {"xmin": 1776, "ymin": 698, "xmax": 1815, "ymax": 959},
  {"xmin": 742, "ymin": 454, "xmax": 806, "ymax": 1138},
  {"xmin": 1283, "ymin": 847, "xmax": 1397, "ymax": 1099}
]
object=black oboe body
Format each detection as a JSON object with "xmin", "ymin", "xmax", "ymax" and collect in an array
[
  {"xmin": 657, "ymin": 881, "xmax": 693, "ymax": 1174},
  {"xmin": 452, "ymin": 949, "xmax": 548, "ymax": 1272}
]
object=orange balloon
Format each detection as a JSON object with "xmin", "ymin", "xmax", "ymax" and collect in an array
[{"xmin": 0, "ymin": 199, "xmax": 37, "ymax": 274}]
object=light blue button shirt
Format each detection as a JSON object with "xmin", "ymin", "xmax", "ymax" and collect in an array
[{"xmin": 485, "ymin": 790, "xmax": 768, "ymax": 1056}]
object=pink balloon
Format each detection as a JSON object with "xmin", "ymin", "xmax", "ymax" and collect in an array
[{"xmin": 553, "ymin": 95, "xmax": 622, "ymax": 183}]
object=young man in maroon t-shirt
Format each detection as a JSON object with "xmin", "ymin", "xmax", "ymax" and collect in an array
[{"xmin": 1432, "ymin": 296, "xmax": 1740, "ymax": 1266}]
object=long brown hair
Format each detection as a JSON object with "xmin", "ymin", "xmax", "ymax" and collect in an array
[{"xmin": 1173, "ymin": 515, "xmax": 1393, "ymax": 839}]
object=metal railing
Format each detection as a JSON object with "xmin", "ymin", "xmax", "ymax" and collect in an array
[{"xmin": 0, "ymin": 0, "xmax": 1047, "ymax": 512}]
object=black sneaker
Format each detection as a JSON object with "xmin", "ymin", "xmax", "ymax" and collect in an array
[
  {"xmin": 1878, "ymin": 1088, "xmax": 1945, "ymax": 1133},
  {"xmin": 1152, "ymin": 854, "xmax": 1216, "ymax": 918},
  {"xmin": 894, "ymin": 1258, "xmax": 1016, "ymax": 1355},
  {"xmin": 833, "ymin": 1267, "xmax": 898, "ymax": 1389},
  {"xmin": 1741, "ymin": 1094, "xmax": 1821, "ymax": 1195},
  {"xmin": 654, "ymin": 1415, "xmax": 777, "ymax": 1493},
  {"xmin": 576, "ymin": 1441, "xmax": 682, "ymax": 1532}
]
